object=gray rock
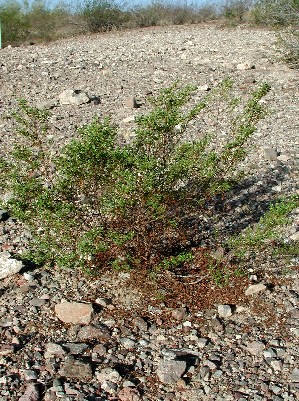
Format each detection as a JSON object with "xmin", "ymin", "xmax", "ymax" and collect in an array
[
  {"xmin": 246, "ymin": 341, "xmax": 265, "ymax": 355},
  {"xmin": 263, "ymin": 147, "xmax": 278, "ymax": 161},
  {"xmin": 59, "ymin": 89, "xmax": 90, "ymax": 106},
  {"xmin": 59, "ymin": 356, "xmax": 93, "ymax": 380},
  {"xmin": 236, "ymin": 62, "xmax": 255, "ymax": 70},
  {"xmin": 29, "ymin": 298, "xmax": 47, "ymax": 307},
  {"xmin": 77, "ymin": 324, "xmax": 111, "ymax": 341},
  {"xmin": 119, "ymin": 337, "xmax": 136, "ymax": 349},
  {"xmin": 24, "ymin": 370, "xmax": 38, "ymax": 381},
  {"xmin": 124, "ymin": 97, "xmax": 140, "ymax": 108},
  {"xmin": 0, "ymin": 252, "xmax": 23, "ymax": 279},
  {"xmin": 62, "ymin": 342, "xmax": 89, "ymax": 355},
  {"xmin": 290, "ymin": 367, "xmax": 299, "ymax": 382},
  {"xmin": 156, "ymin": 359, "xmax": 187, "ymax": 384}
]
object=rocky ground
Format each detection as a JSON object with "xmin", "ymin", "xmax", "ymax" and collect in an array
[{"xmin": 0, "ymin": 24, "xmax": 299, "ymax": 400}]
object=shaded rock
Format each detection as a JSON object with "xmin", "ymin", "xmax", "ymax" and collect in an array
[
  {"xmin": 59, "ymin": 89, "xmax": 90, "ymax": 105},
  {"xmin": 0, "ymin": 252, "xmax": 23, "ymax": 279},
  {"xmin": 18, "ymin": 384, "xmax": 40, "ymax": 401},
  {"xmin": 156, "ymin": 359, "xmax": 187, "ymax": 384},
  {"xmin": 0, "ymin": 210, "xmax": 9, "ymax": 221},
  {"xmin": 63, "ymin": 342, "xmax": 89, "ymax": 355},
  {"xmin": 54, "ymin": 302, "xmax": 93, "ymax": 324},
  {"xmin": 59, "ymin": 356, "xmax": 93, "ymax": 380}
]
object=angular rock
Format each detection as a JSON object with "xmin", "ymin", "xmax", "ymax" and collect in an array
[
  {"xmin": 59, "ymin": 89, "xmax": 90, "ymax": 106},
  {"xmin": 63, "ymin": 342, "xmax": 89, "ymax": 355},
  {"xmin": 0, "ymin": 252, "xmax": 23, "ymax": 279},
  {"xmin": 217, "ymin": 304, "xmax": 233, "ymax": 318},
  {"xmin": 246, "ymin": 341, "xmax": 265, "ymax": 355},
  {"xmin": 263, "ymin": 147, "xmax": 278, "ymax": 161},
  {"xmin": 44, "ymin": 343, "xmax": 66, "ymax": 359},
  {"xmin": 118, "ymin": 387, "xmax": 141, "ymax": 401},
  {"xmin": 96, "ymin": 367, "xmax": 121, "ymax": 383},
  {"xmin": 124, "ymin": 97, "xmax": 139, "ymax": 108},
  {"xmin": 18, "ymin": 384, "xmax": 40, "ymax": 401},
  {"xmin": 156, "ymin": 359, "xmax": 187, "ymax": 384},
  {"xmin": 59, "ymin": 357, "xmax": 93, "ymax": 380},
  {"xmin": 245, "ymin": 283, "xmax": 267, "ymax": 296},
  {"xmin": 77, "ymin": 324, "xmax": 111, "ymax": 341},
  {"xmin": 54, "ymin": 302, "xmax": 93, "ymax": 324},
  {"xmin": 290, "ymin": 367, "xmax": 299, "ymax": 382}
]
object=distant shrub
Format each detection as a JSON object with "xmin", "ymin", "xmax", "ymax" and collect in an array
[
  {"xmin": 221, "ymin": 0, "xmax": 253, "ymax": 25},
  {"xmin": 250, "ymin": 0, "xmax": 299, "ymax": 26},
  {"xmin": 277, "ymin": 28, "xmax": 299, "ymax": 69},
  {"xmin": 0, "ymin": 0, "xmax": 29, "ymax": 46},
  {"xmin": 78, "ymin": 0, "xmax": 127, "ymax": 32}
]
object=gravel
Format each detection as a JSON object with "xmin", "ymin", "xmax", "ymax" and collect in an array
[{"xmin": 0, "ymin": 23, "xmax": 298, "ymax": 400}]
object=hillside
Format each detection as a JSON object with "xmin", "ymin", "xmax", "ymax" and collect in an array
[{"xmin": 0, "ymin": 24, "xmax": 298, "ymax": 401}]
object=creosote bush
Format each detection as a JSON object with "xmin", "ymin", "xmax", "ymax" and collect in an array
[{"xmin": 1, "ymin": 80, "xmax": 271, "ymax": 276}]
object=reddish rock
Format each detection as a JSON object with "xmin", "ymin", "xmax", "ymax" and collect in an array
[{"xmin": 54, "ymin": 302, "xmax": 93, "ymax": 324}]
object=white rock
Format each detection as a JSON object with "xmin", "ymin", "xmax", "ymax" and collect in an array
[
  {"xmin": 217, "ymin": 304, "xmax": 233, "ymax": 318},
  {"xmin": 245, "ymin": 283, "xmax": 267, "ymax": 296},
  {"xmin": 59, "ymin": 89, "xmax": 90, "ymax": 105},
  {"xmin": 96, "ymin": 367, "xmax": 121, "ymax": 383},
  {"xmin": 236, "ymin": 62, "xmax": 255, "ymax": 70},
  {"xmin": 0, "ymin": 252, "xmax": 23, "ymax": 279}
]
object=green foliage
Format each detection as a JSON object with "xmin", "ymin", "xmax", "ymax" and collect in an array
[
  {"xmin": 0, "ymin": 0, "xmax": 29, "ymax": 45},
  {"xmin": 1, "ymin": 80, "xmax": 271, "ymax": 275},
  {"xmin": 228, "ymin": 194, "xmax": 299, "ymax": 259}
]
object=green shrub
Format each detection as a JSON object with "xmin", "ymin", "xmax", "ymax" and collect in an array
[{"xmin": 1, "ymin": 80, "xmax": 270, "ymax": 275}]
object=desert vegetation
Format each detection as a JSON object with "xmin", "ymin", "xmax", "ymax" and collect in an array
[
  {"xmin": 0, "ymin": 0, "xmax": 298, "ymax": 47},
  {"xmin": 1, "ymin": 78, "xmax": 298, "ymax": 282}
]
